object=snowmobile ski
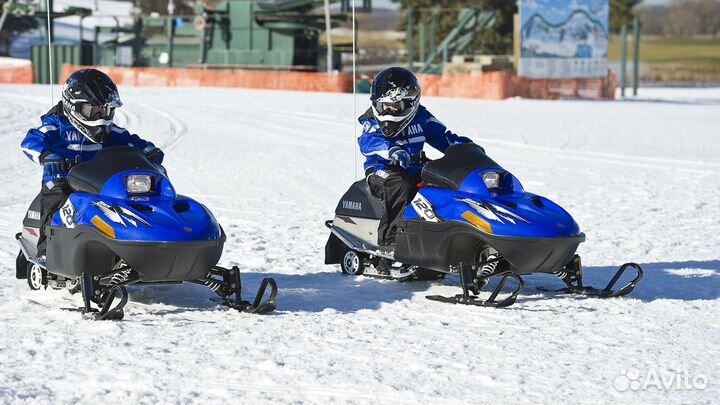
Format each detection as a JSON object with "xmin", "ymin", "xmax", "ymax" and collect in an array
[
  {"xmin": 65, "ymin": 272, "xmax": 129, "ymax": 321},
  {"xmin": 542, "ymin": 256, "xmax": 644, "ymax": 299},
  {"xmin": 192, "ymin": 266, "xmax": 278, "ymax": 315},
  {"xmin": 426, "ymin": 262, "xmax": 524, "ymax": 308}
]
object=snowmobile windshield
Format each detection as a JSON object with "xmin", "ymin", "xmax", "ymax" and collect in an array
[
  {"xmin": 422, "ymin": 144, "xmax": 502, "ymax": 190},
  {"xmin": 68, "ymin": 146, "xmax": 162, "ymax": 194}
]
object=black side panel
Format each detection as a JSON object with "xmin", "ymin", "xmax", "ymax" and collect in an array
[
  {"xmin": 22, "ymin": 193, "xmax": 43, "ymax": 228},
  {"xmin": 47, "ymin": 227, "xmax": 117, "ymax": 279},
  {"xmin": 47, "ymin": 225, "xmax": 225, "ymax": 282},
  {"xmin": 395, "ymin": 220, "xmax": 482, "ymax": 272},
  {"xmin": 334, "ymin": 180, "xmax": 384, "ymax": 220},
  {"xmin": 395, "ymin": 219, "xmax": 584, "ymax": 274},
  {"xmin": 68, "ymin": 146, "xmax": 162, "ymax": 194},
  {"xmin": 325, "ymin": 233, "xmax": 346, "ymax": 265},
  {"xmin": 421, "ymin": 144, "xmax": 501, "ymax": 190}
]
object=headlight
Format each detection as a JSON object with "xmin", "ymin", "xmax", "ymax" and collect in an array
[
  {"xmin": 482, "ymin": 172, "xmax": 501, "ymax": 189},
  {"xmin": 126, "ymin": 175, "xmax": 152, "ymax": 194}
]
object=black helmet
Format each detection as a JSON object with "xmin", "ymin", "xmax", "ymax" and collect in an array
[
  {"xmin": 61, "ymin": 69, "xmax": 122, "ymax": 143},
  {"xmin": 370, "ymin": 67, "xmax": 421, "ymax": 138}
]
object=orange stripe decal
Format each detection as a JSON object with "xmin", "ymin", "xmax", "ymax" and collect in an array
[
  {"xmin": 461, "ymin": 211, "xmax": 493, "ymax": 234},
  {"xmin": 91, "ymin": 215, "xmax": 116, "ymax": 239}
]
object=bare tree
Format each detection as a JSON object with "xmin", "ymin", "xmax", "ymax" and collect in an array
[
  {"xmin": 669, "ymin": 0, "xmax": 720, "ymax": 36},
  {"xmin": 698, "ymin": 0, "xmax": 720, "ymax": 37},
  {"xmin": 636, "ymin": 5, "xmax": 669, "ymax": 36}
]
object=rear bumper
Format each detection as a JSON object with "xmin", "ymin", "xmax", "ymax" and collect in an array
[
  {"xmin": 47, "ymin": 225, "xmax": 225, "ymax": 282},
  {"xmin": 395, "ymin": 219, "xmax": 584, "ymax": 274}
]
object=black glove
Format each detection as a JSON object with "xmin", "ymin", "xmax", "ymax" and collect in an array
[{"xmin": 42, "ymin": 153, "xmax": 65, "ymax": 179}]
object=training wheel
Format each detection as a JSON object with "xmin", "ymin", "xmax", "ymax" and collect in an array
[
  {"xmin": 27, "ymin": 263, "xmax": 46, "ymax": 290},
  {"xmin": 341, "ymin": 249, "xmax": 365, "ymax": 276}
]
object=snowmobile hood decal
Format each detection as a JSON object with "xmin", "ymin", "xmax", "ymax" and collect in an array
[
  {"xmin": 456, "ymin": 198, "xmax": 530, "ymax": 225},
  {"xmin": 92, "ymin": 201, "xmax": 151, "ymax": 228},
  {"xmin": 411, "ymin": 193, "xmax": 441, "ymax": 222},
  {"xmin": 461, "ymin": 210, "xmax": 493, "ymax": 234}
]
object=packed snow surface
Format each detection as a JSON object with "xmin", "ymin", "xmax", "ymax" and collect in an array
[{"xmin": 0, "ymin": 85, "xmax": 718, "ymax": 404}]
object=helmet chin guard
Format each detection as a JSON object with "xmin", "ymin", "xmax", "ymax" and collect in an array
[{"xmin": 65, "ymin": 108, "xmax": 111, "ymax": 143}]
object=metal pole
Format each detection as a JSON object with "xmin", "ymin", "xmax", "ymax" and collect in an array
[
  {"xmin": 167, "ymin": 18, "xmax": 175, "ymax": 67},
  {"xmin": 324, "ymin": 0, "xmax": 333, "ymax": 73},
  {"xmin": 113, "ymin": 16, "xmax": 119, "ymax": 65},
  {"xmin": 352, "ymin": 0, "xmax": 358, "ymax": 180},
  {"xmin": 620, "ymin": 24, "xmax": 627, "ymax": 98},
  {"xmin": 79, "ymin": 16, "xmax": 85, "ymax": 64},
  {"xmin": 419, "ymin": 20, "xmax": 425, "ymax": 67},
  {"xmin": 442, "ymin": 42, "xmax": 448, "ymax": 74},
  {"xmin": 406, "ymin": 6, "xmax": 413, "ymax": 71},
  {"xmin": 46, "ymin": 0, "xmax": 54, "ymax": 92},
  {"xmin": 632, "ymin": 16, "xmax": 640, "ymax": 96},
  {"xmin": 430, "ymin": 6, "xmax": 437, "ymax": 53},
  {"xmin": 48, "ymin": 0, "xmax": 54, "ymax": 41}
]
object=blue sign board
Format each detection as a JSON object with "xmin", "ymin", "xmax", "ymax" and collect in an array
[{"xmin": 519, "ymin": 0, "xmax": 609, "ymax": 78}]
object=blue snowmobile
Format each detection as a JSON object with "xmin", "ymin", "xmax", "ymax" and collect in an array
[
  {"xmin": 16, "ymin": 147, "xmax": 277, "ymax": 320},
  {"xmin": 325, "ymin": 144, "xmax": 642, "ymax": 308}
]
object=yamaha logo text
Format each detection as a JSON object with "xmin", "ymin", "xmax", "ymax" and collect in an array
[{"xmin": 342, "ymin": 200, "xmax": 362, "ymax": 211}]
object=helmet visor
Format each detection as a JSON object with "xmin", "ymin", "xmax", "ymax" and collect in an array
[
  {"xmin": 373, "ymin": 86, "xmax": 419, "ymax": 118},
  {"xmin": 378, "ymin": 100, "xmax": 407, "ymax": 116},
  {"xmin": 79, "ymin": 103, "xmax": 115, "ymax": 121}
]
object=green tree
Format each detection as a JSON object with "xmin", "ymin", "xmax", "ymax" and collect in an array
[
  {"xmin": 391, "ymin": 0, "xmax": 518, "ymax": 56},
  {"xmin": 610, "ymin": 0, "xmax": 643, "ymax": 33}
]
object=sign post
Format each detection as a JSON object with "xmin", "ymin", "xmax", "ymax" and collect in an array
[
  {"xmin": 632, "ymin": 16, "xmax": 641, "ymax": 96},
  {"xmin": 620, "ymin": 24, "xmax": 627, "ymax": 97}
]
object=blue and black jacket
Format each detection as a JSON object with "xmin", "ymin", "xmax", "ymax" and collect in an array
[
  {"xmin": 358, "ymin": 105, "xmax": 473, "ymax": 179},
  {"xmin": 21, "ymin": 104, "xmax": 159, "ymax": 186}
]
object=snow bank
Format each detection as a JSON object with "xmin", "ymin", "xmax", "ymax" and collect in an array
[{"xmin": 0, "ymin": 57, "xmax": 31, "ymax": 68}]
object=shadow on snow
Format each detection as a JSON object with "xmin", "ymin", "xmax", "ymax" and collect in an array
[{"xmin": 122, "ymin": 259, "xmax": 720, "ymax": 315}]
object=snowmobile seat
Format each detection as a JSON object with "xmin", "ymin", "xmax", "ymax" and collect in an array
[{"xmin": 422, "ymin": 144, "xmax": 502, "ymax": 190}]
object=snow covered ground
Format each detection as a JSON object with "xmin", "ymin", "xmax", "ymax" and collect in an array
[{"xmin": 0, "ymin": 85, "xmax": 718, "ymax": 404}]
